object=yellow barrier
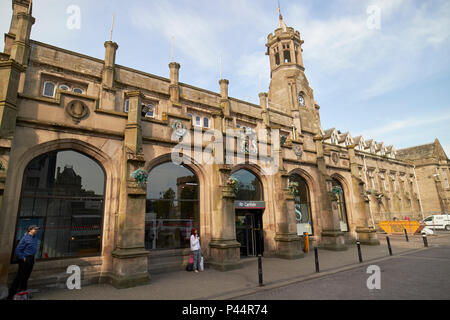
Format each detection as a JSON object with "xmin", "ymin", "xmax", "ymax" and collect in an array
[{"xmin": 379, "ymin": 220, "xmax": 420, "ymax": 234}]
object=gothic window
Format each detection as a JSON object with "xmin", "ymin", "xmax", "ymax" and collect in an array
[
  {"xmin": 13, "ymin": 150, "xmax": 105, "ymax": 261},
  {"xmin": 332, "ymin": 179, "xmax": 349, "ymax": 232},
  {"xmin": 42, "ymin": 81, "xmax": 56, "ymax": 97},
  {"xmin": 284, "ymin": 50, "xmax": 291, "ymax": 63},
  {"xmin": 289, "ymin": 174, "xmax": 314, "ymax": 235},
  {"xmin": 145, "ymin": 162, "xmax": 199, "ymax": 250}
]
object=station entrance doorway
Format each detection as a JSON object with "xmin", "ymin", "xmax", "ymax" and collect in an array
[{"xmin": 235, "ymin": 208, "xmax": 264, "ymax": 257}]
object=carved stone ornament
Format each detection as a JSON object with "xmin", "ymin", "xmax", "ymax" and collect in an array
[
  {"xmin": 65, "ymin": 100, "xmax": 89, "ymax": 124},
  {"xmin": 172, "ymin": 120, "xmax": 187, "ymax": 138},
  {"xmin": 331, "ymin": 152, "xmax": 339, "ymax": 164},
  {"xmin": 239, "ymin": 127, "xmax": 257, "ymax": 154},
  {"xmin": 294, "ymin": 145, "xmax": 303, "ymax": 159}
]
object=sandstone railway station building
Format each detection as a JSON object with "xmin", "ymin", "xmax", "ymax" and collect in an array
[{"xmin": 0, "ymin": 1, "xmax": 449, "ymax": 293}]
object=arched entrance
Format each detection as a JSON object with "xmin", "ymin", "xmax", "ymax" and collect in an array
[
  {"xmin": 231, "ymin": 169, "xmax": 264, "ymax": 257},
  {"xmin": 13, "ymin": 150, "xmax": 105, "ymax": 260},
  {"xmin": 145, "ymin": 162, "xmax": 199, "ymax": 250}
]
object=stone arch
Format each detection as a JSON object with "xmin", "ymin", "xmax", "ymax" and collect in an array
[
  {"xmin": 230, "ymin": 164, "xmax": 266, "ymax": 201},
  {"xmin": 6, "ymin": 138, "xmax": 116, "ymax": 260},
  {"xmin": 144, "ymin": 153, "xmax": 208, "ymax": 251}
]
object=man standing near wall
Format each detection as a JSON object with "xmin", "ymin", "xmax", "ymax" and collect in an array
[{"xmin": 7, "ymin": 225, "xmax": 40, "ymax": 300}]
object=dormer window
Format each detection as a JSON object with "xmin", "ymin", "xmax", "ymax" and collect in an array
[{"xmin": 43, "ymin": 81, "xmax": 56, "ymax": 97}]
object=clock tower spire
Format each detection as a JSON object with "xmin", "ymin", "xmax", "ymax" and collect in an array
[{"xmin": 265, "ymin": 7, "xmax": 320, "ymax": 134}]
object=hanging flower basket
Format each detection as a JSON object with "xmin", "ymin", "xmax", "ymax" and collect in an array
[
  {"xmin": 331, "ymin": 185, "xmax": 343, "ymax": 195},
  {"xmin": 227, "ymin": 176, "xmax": 239, "ymax": 195},
  {"xmin": 131, "ymin": 169, "xmax": 148, "ymax": 186},
  {"xmin": 288, "ymin": 181, "xmax": 299, "ymax": 196}
]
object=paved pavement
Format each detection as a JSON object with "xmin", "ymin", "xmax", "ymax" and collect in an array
[
  {"xmin": 237, "ymin": 246, "xmax": 450, "ymax": 300},
  {"xmin": 30, "ymin": 232, "xmax": 450, "ymax": 300}
]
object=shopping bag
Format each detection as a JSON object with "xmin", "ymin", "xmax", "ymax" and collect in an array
[
  {"xmin": 199, "ymin": 256, "xmax": 204, "ymax": 271},
  {"xmin": 186, "ymin": 253, "xmax": 194, "ymax": 272}
]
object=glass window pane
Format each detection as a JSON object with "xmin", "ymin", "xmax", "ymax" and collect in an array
[
  {"xmin": 145, "ymin": 163, "xmax": 199, "ymax": 250},
  {"xmin": 14, "ymin": 150, "xmax": 105, "ymax": 261},
  {"xmin": 43, "ymin": 82, "xmax": 55, "ymax": 97},
  {"xmin": 231, "ymin": 169, "xmax": 263, "ymax": 201}
]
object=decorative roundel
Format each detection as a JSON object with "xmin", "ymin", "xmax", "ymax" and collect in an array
[
  {"xmin": 172, "ymin": 120, "xmax": 187, "ymax": 138},
  {"xmin": 298, "ymin": 93, "xmax": 305, "ymax": 106}
]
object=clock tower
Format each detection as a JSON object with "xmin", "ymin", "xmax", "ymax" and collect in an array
[{"xmin": 266, "ymin": 12, "xmax": 321, "ymax": 135}]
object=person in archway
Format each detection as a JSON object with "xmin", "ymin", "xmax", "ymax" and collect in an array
[
  {"xmin": 190, "ymin": 228, "xmax": 202, "ymax": 273},
  {"xmin": 7, "ymin": 225, "xmax": 40, "ymax": 300}
]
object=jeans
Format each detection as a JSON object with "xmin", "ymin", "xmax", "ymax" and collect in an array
[
  {"xmin": 8, "ymin": 255, "xmax": 35, "ymax": 299},
  {"xmin": 192, "ymin": 250, "xmax": 201, "ymax": 271}
]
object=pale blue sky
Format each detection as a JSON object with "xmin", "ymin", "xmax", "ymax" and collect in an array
[{"xmin": 1, "ymin": 0, "xmax": 449, "ymax": 155}]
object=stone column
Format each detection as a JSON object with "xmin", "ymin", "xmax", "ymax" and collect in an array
[
  {"xmin": 101, "ymin": 41, "xmax": 118, "ymax": 111},
  {"xmin": 208, "ymin": 164, "xmax": 242, "ymax": 271},
  {"xmin": 219, "ymin": 79, "xmax": 232, "ymax": 128},
  {"xmin": 0, "ymin": 59, "xmax": 25, "ymax": 299},
  {"xmin": 315, "ymin": 136, "xmax": 347, "ymax": 251},
  {"xmin": 259, "ymin": 92, "xmax": 270, "ymax": 127},
  {"xmin": 268, "ymin": 132, "xmax": 303, "ymax": 259},
  {"xmin": 348, "ymin": 145, "xmax": 379, "ymax": 245},
  {"xmin": 168, "ymin": 62, "xmax": 181, "ymax": 111},
  {"xmin": 111, "ymin": 91, "xmax": 150, "ymax": 288}
]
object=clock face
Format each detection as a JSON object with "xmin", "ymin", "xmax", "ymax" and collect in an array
[{"xmin": 298, "ymin": 93, "xmax": 305, "ymax": 106}]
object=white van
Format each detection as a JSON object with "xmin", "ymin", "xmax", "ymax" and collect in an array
[{"xmin": 423, "ymin": 214, "xmax": 450, "ymax": 231}]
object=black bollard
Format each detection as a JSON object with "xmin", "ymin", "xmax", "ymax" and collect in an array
[
  {"xmin": 404, "ymin": 228, "xmax": 409, "ymax": 242},
  {"xmin": 422, "ymin": 234, "xmax": 429, "ymax": 248},
  {"xmin": 386, "ymin": 236, "xmax": 393, "ymax": 256},
  {"xmin": 356, "ymin": 241, "xmax": 363, "ymax": 263},
  {"xmin": 314, "ymin": 247, "xmax": 320, "ymax": 273},
  {"xmin": 258, "ymin": 254, "xmax": 264, "ymax": 287}
]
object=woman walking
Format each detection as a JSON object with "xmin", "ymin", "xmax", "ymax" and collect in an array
[{"xmin": 190, "ymin": 228, "xmax": 202, "ymax": 273}]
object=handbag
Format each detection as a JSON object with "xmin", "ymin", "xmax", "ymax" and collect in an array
[{"xmin": 186, "ymin": 253, "xmax": 194, "ymax": 272}]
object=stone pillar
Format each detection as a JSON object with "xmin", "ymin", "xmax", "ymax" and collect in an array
[
  {"xmin": 168, "ymin": 62, "xmax": 181, "ymax": 110},
  {"xmin": 102, "ymin": 41, "xmax": 118, "ymax": 88},
  {"xmin": 267, "ymin": 132, "xmax": 303, "ymax": 259},
  {"xmin": 0, "ymin": 59, "xmax": 25, "ymax": 299},
  {"xmin": 4, "ymin": 0, "xmax": 32, "ymax": 55},
  {"xmin": 208, "ymin": 164, "xmax": 242, "ymax": 271},
  {"xmin": 348, "ymin": 145, "xmax": 379, "ymax": 245},
  {"xmin": 10, "ymin": 11, "xmax": 35, "ymax": 66},
  {"xmin": 315, "ymin": 136, "xmax": 347, "ymax": 251},
  {"xmin": 101, "ymin": 41, "xmax": 118, "ymax": 111},
  {"xmin": 111, "ymin": 91, "xmax": 150, "ymax": 288},
  {"xmin": 259, "ymin": 92, "xmax": 270, "ymax": 127},
  {"xmin": 219, "ymin": 79, "xmax": 232, "ymax": 128}
]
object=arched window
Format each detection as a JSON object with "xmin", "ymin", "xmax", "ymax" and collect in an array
[
  {"xmin": 145, "ymin": 162, "xmax": 199, "ymax": 250},
  {"xmin": 332, "ymin": 179, "xmax": 349, "ymax": 232},
  {"xmin": 289, "ymin": 174, "xmax": 314, "ymax": 235},
  {"xmin": 59, "ymin": 84, "xmax": 70, "ymax": 91},
  {"xmin": 42, "ymin": 81, "xmax": 56, "ymax": 97},
  {"xmin": 13, "ymin": 150, "xmax": 105, "ymax": 260},
  {"xmin": 73, "ymin": 88, "xmax": 83, "ymax": 94},
  {"xmin": 230, "ymin": 169, "xmax": 263, "ymax": 201}
]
